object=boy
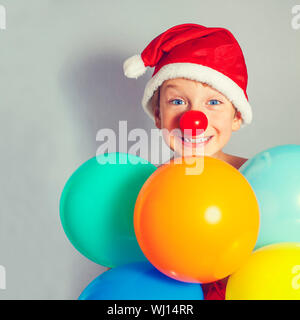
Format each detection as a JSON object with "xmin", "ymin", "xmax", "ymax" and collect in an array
[
  {"xmin": 149, "ymin": 77, "xmax": 248, "ymax": 169},
  {"xmin": 123, "ymin": 23, "xmax": 252, "ymax": 299}
]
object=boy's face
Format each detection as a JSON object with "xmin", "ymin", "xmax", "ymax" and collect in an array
[{"xmin": 153, "ymin": 78, "xmax": 243, "ymax": 157}]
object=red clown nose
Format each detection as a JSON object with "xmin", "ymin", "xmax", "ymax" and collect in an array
[{"xmin": 179, "ymin": 110, "xmax": 208, "ymax": 137}]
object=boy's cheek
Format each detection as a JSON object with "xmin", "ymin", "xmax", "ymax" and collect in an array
[
  {"xmin": 161, "ymin": 110, "xmax": 234, "ymax": 136},
  {"xmin": 161, "ymin": 113, "xmax": 181, "ymax": 130},
  {"xmin": 209, "ymin": 115, "xmax": 233, "ymax": 130}
]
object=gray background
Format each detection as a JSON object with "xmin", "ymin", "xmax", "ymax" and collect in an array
[{"xmin": 0, "ymin": 0, "xmax": 299, "ymax": 299}]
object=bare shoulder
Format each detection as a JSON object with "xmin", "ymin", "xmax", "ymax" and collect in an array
[{"xmin": 225, "ymin": 154, "xmax": 248, "ymax": 170}]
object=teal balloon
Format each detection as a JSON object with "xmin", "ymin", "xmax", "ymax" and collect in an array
[
  {"xmin": 78, "ymin": 261, "xmax": 204, "ymax": 300},
  {"xmin": 240, "ymin": 145, "xmax": 300, "ymax": 249},
  {"xmin": 60, "ymin": 152, "xmax": 157, "ymax": 267}
]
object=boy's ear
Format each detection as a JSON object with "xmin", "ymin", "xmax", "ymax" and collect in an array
[
  {"xmin": 151, "ymin": 90, "xmax": 162, "ymax": 129},
  {"xmin": 232, "ymin": 109, "xmax": 243, "ymax": 131},
  {"xmin": 153, "ymin": 105, "xmax": 162, "ymax": 129}
]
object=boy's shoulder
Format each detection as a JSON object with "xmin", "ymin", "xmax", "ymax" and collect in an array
[
  {"xmin": 224, "ymin": 154, "xmax": 248, "ymax": 170},
  {"xmin": 157, "ymin": 154, "xmax": 248, "ymax": 170}
]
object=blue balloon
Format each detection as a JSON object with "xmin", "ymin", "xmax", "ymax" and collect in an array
[
  {"xmin": 240, "ymin": 144, "xmax": 300, "ymax": 249},
  {"xmin": 78, "ymin": 261, "xmax": 204, "ymax": 300}
]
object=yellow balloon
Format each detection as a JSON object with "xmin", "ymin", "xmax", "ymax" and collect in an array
[{"xmin": 226, "ymin": 243, "xmax": 300, "ymax": 300}]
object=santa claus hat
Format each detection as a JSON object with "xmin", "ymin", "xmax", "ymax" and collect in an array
[{"xmin": 123, "ymin": 23, "xmax": 252, "ymax": 125}]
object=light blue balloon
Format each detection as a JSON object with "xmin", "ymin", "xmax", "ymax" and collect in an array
[
  {"xmin": 240, "ymin": 145, "xmax": 300, "ymax": 249},
  {"xmin": 78, "ymin": 261, "xmax": 204, "ymax": 300}
]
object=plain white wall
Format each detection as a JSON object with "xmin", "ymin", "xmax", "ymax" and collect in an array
[{"xmin": 0, "ymin": 0, "xmax": 299, "ymax": 299}]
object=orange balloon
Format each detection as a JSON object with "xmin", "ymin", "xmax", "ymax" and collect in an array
[{"xmin": 134, "ymin": 156, "xmax": 260, "ymax": 284}]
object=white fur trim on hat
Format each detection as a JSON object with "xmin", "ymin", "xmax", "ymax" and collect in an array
[
  {"xmin": 123, "ymin": 54, "xmax": 147, "ymax": 79},
  {"xmin": 142, "ymin": 63, "xmax": 252, "ymax": 126}
]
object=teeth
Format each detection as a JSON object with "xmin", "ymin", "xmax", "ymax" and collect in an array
[{"xmin": 183, "ymin": 136, "xmax": 211, "ymax": 143}]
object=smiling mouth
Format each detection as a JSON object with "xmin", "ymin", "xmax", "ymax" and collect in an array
[{"xmin": 181, "ymin": 135, "xmax": 213, "ymax": 144}]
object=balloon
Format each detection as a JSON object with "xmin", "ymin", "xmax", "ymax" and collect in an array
[
  {"xmin": 78, "ymin": 261, "xmax": 204, "ymax": 300},
  {"xmin": 240, "ymin": 144, "xmax": 300, "ymax": 249},
  {"xmin": 134, "ymin": 156, "xmax": 260, "ymax": 283},
  {"xmin": 60, "ymin": 152, "xmax": 157, "ymax": 267},
  {"xmin": 226, "ymin": 242, "xmax": 300, "ymax": 300}
]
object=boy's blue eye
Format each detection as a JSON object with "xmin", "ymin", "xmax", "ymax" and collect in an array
[
  {"xmin": 170, "ymin": 99, "xmax": 185, "ymax": 105},
  {"xmin": 208, "ymin": 99, "xmax": 221, "ymax": 105}
]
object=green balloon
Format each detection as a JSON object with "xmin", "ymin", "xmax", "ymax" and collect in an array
[{"xmin": 59, "ymin": 152, "xmax": 157, "ymax": 267}]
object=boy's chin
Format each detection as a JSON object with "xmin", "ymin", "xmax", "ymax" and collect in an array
[
  {"xmin": 173, "ymin": 147, "xmax": 206, "ymax": 158},
  {"xmin": 170, "ymin": 136, "xmax": 218, "ymax": 158},
  {"xmin": 172, "ymin": 145, "xmax": 219, "ymax": 158}
]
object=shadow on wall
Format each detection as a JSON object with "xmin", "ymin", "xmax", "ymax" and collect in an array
[
  {"xmin": 59, "ymin": 50, "xmax": 154, "ymax": 156},
  {"xmin": 58, "ymin": 50, "xmax": 155, "ymax": 298}
]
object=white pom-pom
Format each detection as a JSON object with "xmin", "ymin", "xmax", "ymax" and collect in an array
[{"xmin": 123, "ymin": 54, "xmax": 147, "ymax": 79}]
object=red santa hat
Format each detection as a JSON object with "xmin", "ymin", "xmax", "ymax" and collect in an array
[{"xmin": 123, "ymin": 23, "xmax": 252, "ymax": 126}]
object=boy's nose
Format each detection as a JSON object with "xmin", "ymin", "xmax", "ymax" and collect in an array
[{"xmin": 179, "ymin": 110, "xmax": 208, "ymax": 137}]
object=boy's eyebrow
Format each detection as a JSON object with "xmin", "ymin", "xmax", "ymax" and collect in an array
[
  {"xmin": 163, "ymin": 83, "xmax": 225, "ymax": 99},
  {"xmin": 163, "ymin": 84, "xmax": 182, "ymax": 92},
  {"xmin": 163, "ymin": 83, "xmax": 210, "ymax": 91}
]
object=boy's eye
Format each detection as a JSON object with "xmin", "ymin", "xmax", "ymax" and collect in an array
[
  {"xmin": 170, "ymin": 99, "xmax": 185, "ymax": 105},
  {"xmin": 207, "ymin": 99, "xmax": 221, "ymax": 105}
]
